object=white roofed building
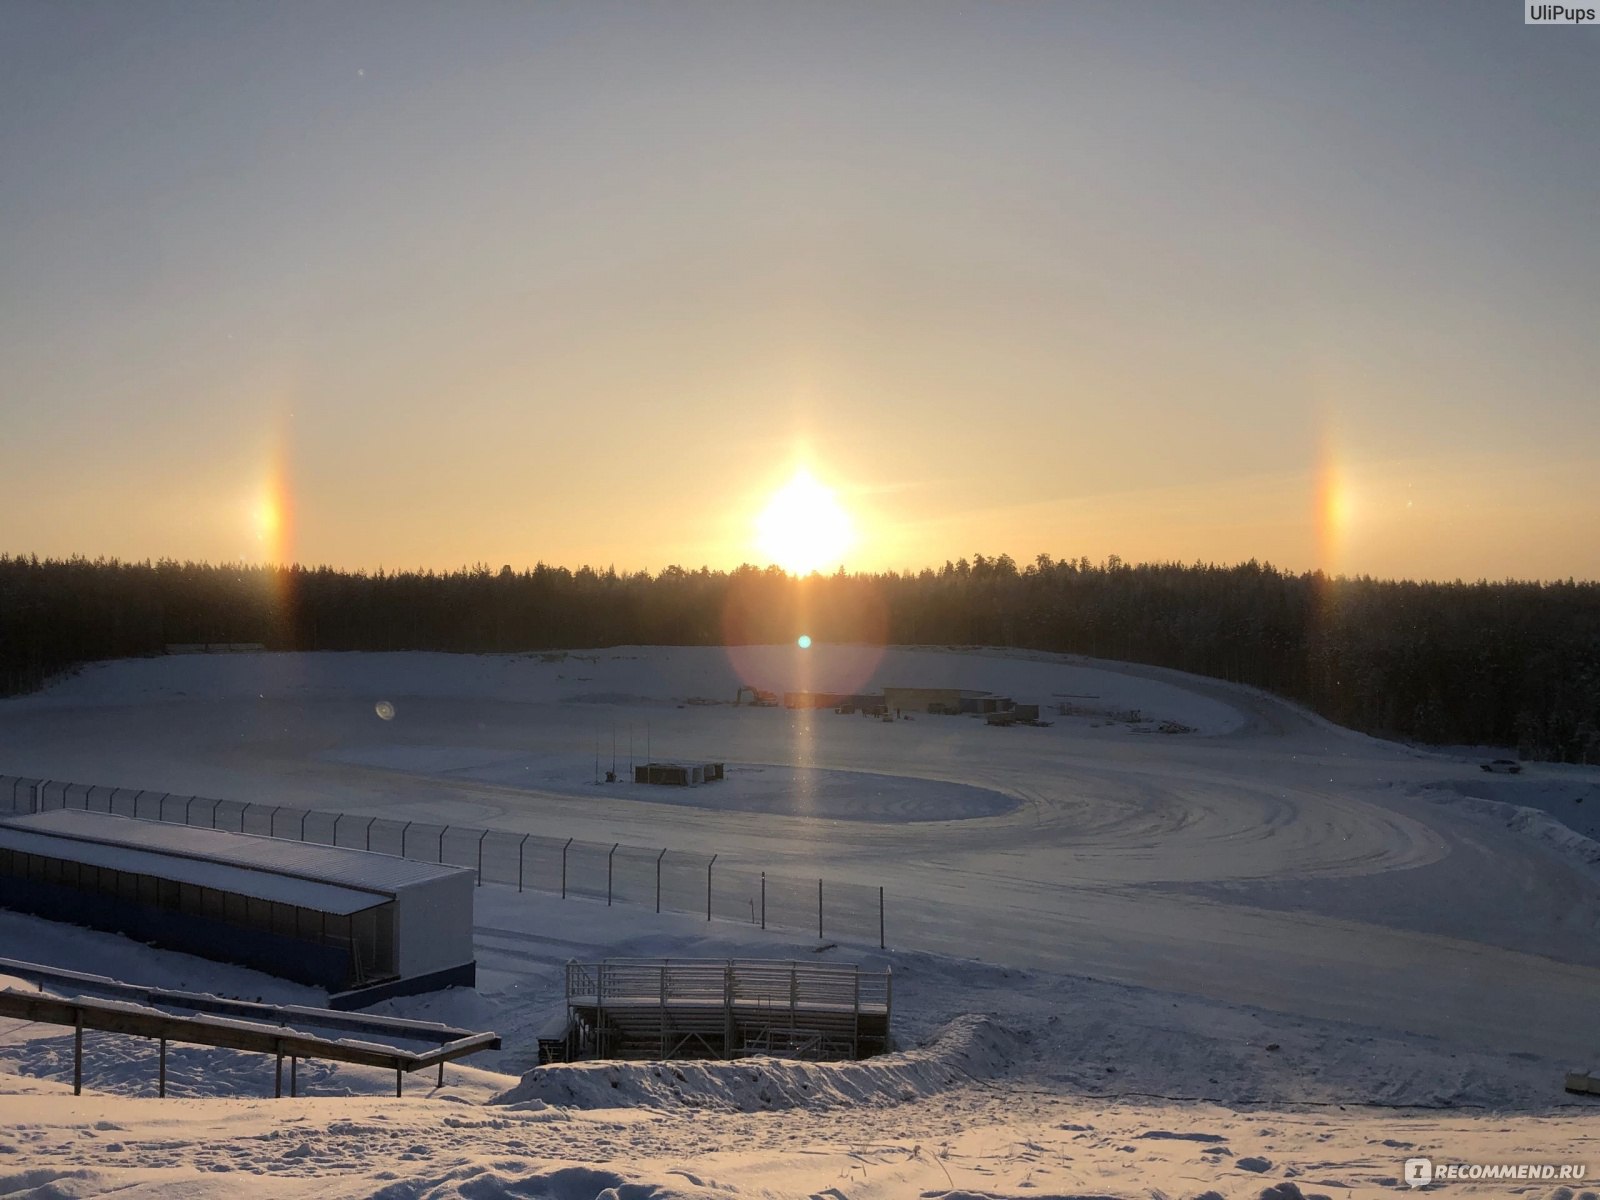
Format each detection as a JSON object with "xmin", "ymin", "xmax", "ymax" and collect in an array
[{"xmin": 0, "ymin": 809, "xmax": 476, "ymax": 1007}]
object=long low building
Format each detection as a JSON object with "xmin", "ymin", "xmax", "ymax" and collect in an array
[
  {"xmin": 0, "ymin": 809, "xmax": 475, "ymax": 1007},
  {"xmin": 883, "ymin": 686, "xmax": 966, "ymax": 713}
]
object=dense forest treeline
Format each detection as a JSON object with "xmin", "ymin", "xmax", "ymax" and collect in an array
[{"xmin": 2, "ymin": 554, "xmax": 1598, "ymax": 762}]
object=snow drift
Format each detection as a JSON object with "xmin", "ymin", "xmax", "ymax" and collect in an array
[{"xmin": 493, "ymin": 1014, "xmax": 1024, "ymax": 1112}]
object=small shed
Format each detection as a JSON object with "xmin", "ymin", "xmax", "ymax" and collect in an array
[
  {"xmin": 635, "ymin": 762, "xmax": 724, "ymax": 786},
  {"xmin": 0, "ymin": 810, "xmax": 475, "ymax": 1006}
]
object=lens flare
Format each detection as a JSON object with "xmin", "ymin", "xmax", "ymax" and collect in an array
[{"xmin": 797, "ymin": 634, "xmax": 812, "ymax": 649}]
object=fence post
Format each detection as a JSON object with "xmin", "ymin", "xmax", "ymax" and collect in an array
[
  {"xmin": 517, "ymin": 834, "xmax": 529, "ymax": 893},
  {"xmin": 299, "ymin": 811, "xmax": 308, "ymax": 841},
  {"xmin": 817, "ymin": 878, "xmax": 823, "ymax": 941},
  {"xmin": 267, "ymin": 805, "xmax": 281, "ymax": 837},
  {"xmin": 476, "ymin": 830, "xmax": 488, "ymax": 886},
  {"xmin": 365, "ymin": 817, "xmax": 376, "ymax": 851},
  {"xmin": 400, "ymin": 821, "xmax": 412, "ymax": 858},
  {"xmin": 333, "ymin": 813, "xmax": 344, "ymax": 846},
  {"xmin": 562, "ymin": 837, "xmax": 572, "ymax": 899},
  {"xmin": 84, "ymin": 786, "xmax": 95, "ymax": 812},
  {"xmin": 130, "ymin": 790, "xmax": 144, "ymax": 817},
  {"xmin": 8, "ymin": 777, "xmax": 17, "ymax": 813},
  {"xmin": 706, "ymin": 854, "xmax": 716, "ymax": 921},
  {"xmin": 761, "ymin": 872, "xmax": 766, "ymax": 930},
  {"xmin": 879, "ymin": 886, "xmax": 885, "ymax": 950},
  {"xmin": 607, "ymin": 843, "xmax": 618, "ymax": 906},
  {"xmin": 656, "ymin": 849, "xmax": 665, "ymax": 913},
  {"xmin": 185, "ymin": 795, "xmax": 196, "ymax": 825},
  {"xmin": 438, "ymin": 826, "xmax": 447, "ymax": 864},
  {"xmin": 40, "ymin": 781, "xmax": 54, "ymax": 812}
]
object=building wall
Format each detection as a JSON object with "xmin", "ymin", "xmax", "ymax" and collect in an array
[
  {"xmin": 883, "ymin": 687, "xmax": 963, "ymax": 713},
  {"xmin": 0, "ymin": 874, "xmax": 355, "ymax": 989},
  {"xmin": 783, "ymin": 692, "xmax": 846, "ymax": 709},
  {"xmin": 393, "ymin": 869, "xmax": 475, "ymax": 980}
]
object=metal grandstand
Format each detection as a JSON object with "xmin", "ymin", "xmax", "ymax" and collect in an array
[{"xmin": 557, "ymin": 958, "xmax": 891, "ymax": 1063}]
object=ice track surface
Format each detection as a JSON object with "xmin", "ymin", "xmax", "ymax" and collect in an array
[{"xmin": 3, "ymin": 645, "xmax": 1598, "ymax": 1062}]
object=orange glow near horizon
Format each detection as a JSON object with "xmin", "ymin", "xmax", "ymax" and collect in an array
[
  {"xmin": 1313, "ymin": 438, "xmax": 1354, "ymax": 576},
  {"xmin": 254, "ymin": 423, "xmax": 297, "ymax": 569}
]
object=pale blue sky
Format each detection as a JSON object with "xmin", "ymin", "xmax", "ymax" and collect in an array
[{"xmin": 2, "ymin": 2, "xmax": 1596, "ymax": 579}]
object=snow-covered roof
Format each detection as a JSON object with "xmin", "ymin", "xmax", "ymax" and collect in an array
[
  {"xmin": 0, "ymin": 822, "xmax": 386, "ymax": 914},
  {"xmin": 0, "ymin": 809, "xmax": 467, "ymax": 910}
]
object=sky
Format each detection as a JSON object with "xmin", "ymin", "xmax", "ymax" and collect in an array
[{"xmin": 2, "ymin": 1, "xmax": 1596, "ymax": 582}]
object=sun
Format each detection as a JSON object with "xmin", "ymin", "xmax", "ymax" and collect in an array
[{"xmin": 755, "ymin": 469, "xmax": 855, "ymax": 575}]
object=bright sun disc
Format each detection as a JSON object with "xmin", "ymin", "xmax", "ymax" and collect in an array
[{"xmin": 756, "ymin": 470, "xmax": 854, "ymax": 575}]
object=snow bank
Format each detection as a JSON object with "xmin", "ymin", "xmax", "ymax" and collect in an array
[
  {"xmin": 12, "ymin": 645, "xmax": 1247, "ymax": 735},
  {"xmin": 493, "ymin": 1014, "xmax": 1024, "ymax": 1112},
  {"xmin": 1416, "ymin": 779, "xmax": 1600, "ymax": 873},
  {"xmin": 361, "ymin": 1163, "xmax": 734, "ymax": 1200}
]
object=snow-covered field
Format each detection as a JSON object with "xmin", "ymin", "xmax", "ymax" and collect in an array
[{"xmin": 2, "ymin": 645, "xmax": 1598, "ymax": 1198}]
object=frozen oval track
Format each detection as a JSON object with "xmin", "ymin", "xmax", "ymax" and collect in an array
[
  {"xmin": 323, "ymin": 742, "xmax": 1022, "ymax": 822},
  {"xmin": 2, "ymin": 647, "xmax": 1598, "ymax": 1060}
]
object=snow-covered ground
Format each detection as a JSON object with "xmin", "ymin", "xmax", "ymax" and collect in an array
[{"xmin": 2, "ymin": 645, "xmax": 1598, "ymax": 1198}]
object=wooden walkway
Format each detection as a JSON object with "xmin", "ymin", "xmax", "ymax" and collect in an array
[{"xmin": 0, "ymin": 957, "xmax": 500, "ymax": 1097}]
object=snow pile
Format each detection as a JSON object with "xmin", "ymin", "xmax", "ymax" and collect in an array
[
  {"xmin": 1416, "ymin": 779, "xmax": 1600, "ymax": 873},
  {"xmin": 493, "ymin": 1014, "xmax": 1024, "ymax": 1112},
  {"xmin": 362, "ymin": 1163, "xmax": 737, "ymax": 1200}
]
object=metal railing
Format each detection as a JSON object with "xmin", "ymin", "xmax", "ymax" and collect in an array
[
  {"xmin": 0, "ymin": 775, "xmax": 888, "ymax": 946},
  {"xmin": 0, "ymin": 956, "xmax": 499, "ymax": 1098},
  {"xmin": 566, "ymin": 958, "xmax": 891, "ymax": 1012},
  {"xmin": 561, "ymin": 958, "xmax": 892, "ymax": 1061}
]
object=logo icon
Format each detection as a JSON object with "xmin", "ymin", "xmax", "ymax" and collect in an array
[{"xmin": 1405, "ymin": 1158, "xmax": 1434, "ymax": 1188}]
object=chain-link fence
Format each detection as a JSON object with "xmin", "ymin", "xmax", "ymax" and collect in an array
[{"xmin": 0, "ymin": 775, "xmax": 887, "ymax": 947}]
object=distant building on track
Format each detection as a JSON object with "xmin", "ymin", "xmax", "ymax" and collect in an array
[
  {"xmin": 635, "ymin": 762, "xmax": 725, "ymax": 786},
  {"xmin": 0, "ymin": 809, "xmax": 476, "ymax": 1008},
  {"xmin": 882, "ymin": 686, "xmax": 980, "ymax": 714}
]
